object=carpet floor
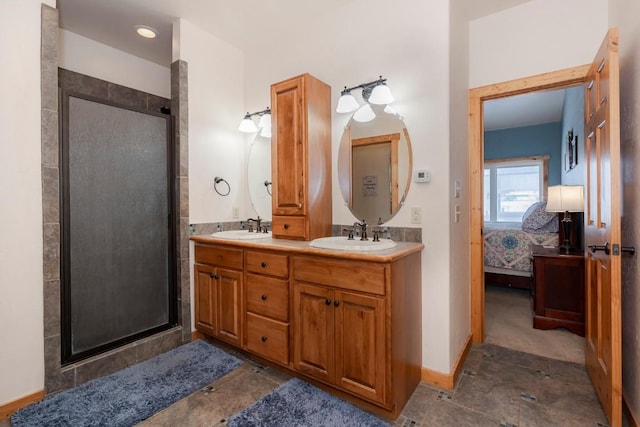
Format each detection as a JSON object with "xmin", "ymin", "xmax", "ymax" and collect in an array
[
  {"xmin": 484, "ymin": 285, "xmax": 584, "ymax": 363},
  {"xmin": 226, "ymin": 378, "xmax": 390, "ymax": 427},
  {"xmin": 11, "ymin": 340, "xmax": 241, "ymax": 427}
]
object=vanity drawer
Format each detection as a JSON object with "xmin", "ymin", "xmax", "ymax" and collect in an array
[
  {"xmin": 246, "ymin": 273, "xmax": 289, "ymax": 322},
  {"xmin": 272, "ymin": 215, "xmax": 306, "ymax": 240},
  {"xmin": 194, "ymin": 244, "xmax": 242, "ymax": 270},
  {"xmin": 246, "ymin": 251, "xmax": 289, "ymax": 278},
  {"xmin": 293, "ymin": 256, "xmax": 386, "ymax": 295},
  {"xmin": 246, "ymin": 313, "xmax": 289, "ymax": 365}
]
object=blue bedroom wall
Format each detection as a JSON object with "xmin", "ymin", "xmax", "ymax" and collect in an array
[
  {"xmin": 560, "ymin": 86, "xmax": 586, "ymax": 185},
  {"xmin": 484, "ymin": 122, "xmax": 563, "ymax": 185}
]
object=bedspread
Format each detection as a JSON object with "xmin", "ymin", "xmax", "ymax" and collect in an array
[{"xmin": 484, "ymin": 225, "xmax": 558, "ymax": 274}]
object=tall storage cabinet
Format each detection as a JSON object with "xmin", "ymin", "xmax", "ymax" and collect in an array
[{"xmin": 271, "ymin": 73, "xmax": 332, "ymax": 241}]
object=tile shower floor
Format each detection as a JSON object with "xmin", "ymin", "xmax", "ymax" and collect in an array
[{"xmin": 2, "ymin": 342, "xmax": 608, "ymax": 427}]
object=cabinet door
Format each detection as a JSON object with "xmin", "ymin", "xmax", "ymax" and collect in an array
[
  {"xmin": 293, "ymin": 282, "xmax": 334, "ymax": 383},
  {"xmin": 194, "ymin": 264, "xmax": 216, "ymax": 336},
  {"xmin": 334, "ymin": 290, "xmax": 386, "ymax": 405},
  {"xmin": 271, "ymin": 76, "xmax": 306, "ymax": 216},
  {"xmin": 216, "ymin": 267, "xmax": 243, "ymax": 346}
]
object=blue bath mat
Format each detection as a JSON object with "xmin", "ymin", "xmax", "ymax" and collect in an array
[
  {"xmin": 226, "ymin": 377, "xmax": 391, "ymax": 427},
  {"xmin": 11, "ymin": 339, "xmax": 241, "ymax": 426}
]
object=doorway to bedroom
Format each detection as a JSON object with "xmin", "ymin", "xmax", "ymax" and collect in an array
[{"xmin": 474, "ymin": 73, "xmax": 587, "ymax": 364}]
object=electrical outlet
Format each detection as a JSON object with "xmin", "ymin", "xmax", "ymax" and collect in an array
[
  {"xmin": 216, "ymin": 223, "xmax": 223, "ymax": 232},
  {"xmin": 410, "ymin": 207, "xmax": 422, "ymax": 224},
  {"xmin": 232, "ymin": 207, "xmax": 239, "ymax": 219}
]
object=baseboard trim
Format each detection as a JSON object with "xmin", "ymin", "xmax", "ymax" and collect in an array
[
  {"xmin": 624, "ymin": 393, "xmax": 639, "ymax": 427},
  {"xmin": 421, "ymin": 333, "xmax": 472, "ymax": 390},
  {"xmin": 0, "ymin": 389, "xmax": 45, "ymax": 420},
  {"xmin": 191, "ymin": 330, "xmax": 205, "ymax": 341}
]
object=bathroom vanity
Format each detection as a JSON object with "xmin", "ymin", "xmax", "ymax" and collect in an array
[{"xmin": 190, "ymin": 235, "xmax": 423, "ymax": 419}]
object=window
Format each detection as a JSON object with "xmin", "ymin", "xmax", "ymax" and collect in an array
[{"xmin": 484, "ymin": 156, "xmax": 549, "ymax": 223}]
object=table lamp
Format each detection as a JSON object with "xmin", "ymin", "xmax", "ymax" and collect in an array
[{"xmin": 546, "ymin": 185, "xmax": 584, "ymax": 254}]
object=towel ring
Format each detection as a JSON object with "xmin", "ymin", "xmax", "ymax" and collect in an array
[
  {"xmin": 264, "ymin": 180, "xmax": 272, "ymax": 196},
  {"xmin": 214, "ymin": 177, "xmax": 230, "ymax": 196}
]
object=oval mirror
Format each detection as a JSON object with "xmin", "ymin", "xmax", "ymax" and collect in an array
[
  {"xmin": 338, "ymin": 106, "xmax": 413, "ymax": 224},
  {"xmin": 247, "ymin": 134, "xmax": 272, "ymax": 221}
]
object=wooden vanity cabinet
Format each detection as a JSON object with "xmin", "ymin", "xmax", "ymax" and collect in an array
[
  {"xmin": 291, "ymin": 254, "xmax": 420, "ymax": 415},
  {"xmin": 244, "ymin": 250, "xmax": 290, "ymax": 365},
  {"xmin": 271, "ymin": 73, "xmax": 332, "ymax": 240},
  {"xmin": 193, "ymin": 245, "xmax": 243, "ymax": 347}
]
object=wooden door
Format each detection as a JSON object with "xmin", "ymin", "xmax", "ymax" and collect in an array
[
  {"xmin": 292, "ymin": 282, "xmax": 334, "ymax": 383},
  {"xmin": 215, "ymin": 268, "xmax": 243, "ymax": 346},
  {"xmin": 194, "ymin": 264, "xmax": 216, "ymax": 336},
  {"xmin": 271, "ymin": 76, "xmax": 306, "ymax": 216},
  {"xmin": 584, "ymin": 28, "xmax": 622, "ymax": 427},
  {"xmin": 334, "ymin": 290, "xmax": 386, "ymax": 405}
]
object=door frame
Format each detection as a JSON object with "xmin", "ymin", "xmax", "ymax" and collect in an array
[{"xmin": 469, "ymin": 65, "xmax": 591, "ymax": 342}]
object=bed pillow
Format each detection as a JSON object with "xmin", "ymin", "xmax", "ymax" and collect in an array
[{"xmin": 521, "ymin": 201, "xmax": 558, "ymax": 233}]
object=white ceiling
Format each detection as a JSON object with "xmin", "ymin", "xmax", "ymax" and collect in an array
[{"xmin": 57, "ymin": 0, "xmax": 560, "ymax": 131}]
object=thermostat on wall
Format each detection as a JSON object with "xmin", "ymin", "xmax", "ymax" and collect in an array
[{"xmin": 414, "ymin": 169, "xmax": 431, "ymax": 183}]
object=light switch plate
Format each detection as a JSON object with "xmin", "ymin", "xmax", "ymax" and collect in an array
[{"xmin": 411, "ymin": 207, "xmax": 422, "ymax": 224}]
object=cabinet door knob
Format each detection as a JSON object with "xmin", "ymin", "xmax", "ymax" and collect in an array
[
  {"xmin": 296, "ymin": 203, "xmax": 303, "ymax": 209},
  {"xmin": 261, "ymin": 262, "xmax": 267, "ymax": 268},
  {"xmin": 325, "ymin": 298, "xmax": 332, "ymax": 305},
  {"xmin": 261, "ymin": 294, "xmax": 268, "ymax": 301},
  {"xmin": 334, "ymin": 300, "xmax": 340, "ymax": 307},
  {"xmin": 283, "ymin": 223, "xmax": 290, "ymax": 229},
  {"xmin": 261, "ymin": 336, "xmax": 268, "ymax": 342},
  {"xmin": 209, "ymin": 273, "xmax": 219, "ymax": 279}
]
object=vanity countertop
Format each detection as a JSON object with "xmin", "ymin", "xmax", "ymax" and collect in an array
[{"xmin": 190, "ymin": 234, "xmax": 424, "ymax": 262}]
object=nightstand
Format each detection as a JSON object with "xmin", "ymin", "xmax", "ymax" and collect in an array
[{"xmin": 530, "ymin": 244, "xmax": 585, "ymax": 336}]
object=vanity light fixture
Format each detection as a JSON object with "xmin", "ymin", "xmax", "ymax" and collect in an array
[
  {"xmin": 336, "ymin": 75, "xmax": 393, "ymax": 114},
  {"xmin": 133, "ymin": 25, "xmax": 158, "ymax": 39},
  {"xmin": 352, "ymin": 104, "xmax": 376, "ymax": 123},
  {"xmin": 238, "ymin": 107, "xmax": 271, "ymax": 135}
]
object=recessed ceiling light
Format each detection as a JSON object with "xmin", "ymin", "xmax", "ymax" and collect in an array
[{"xmin": 134, "ymin": 25, "xmax": 158, "ymax": 39}]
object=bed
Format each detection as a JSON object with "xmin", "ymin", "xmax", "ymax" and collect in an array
[{"xmin": 484, "ymin": 202, "xmax": 559, "ymax": 290}]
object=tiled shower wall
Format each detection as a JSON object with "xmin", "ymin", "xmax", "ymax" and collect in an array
[{"xmin": 41, "ymin": 4, "xmax": 191, "ymax": 395}]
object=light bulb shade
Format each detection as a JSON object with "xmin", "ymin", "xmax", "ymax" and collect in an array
[
  {"xmin": 368, "ymin": 84, "xmax": 394, "ymax": 105},
  {"xmin": 257, "ymin": 113, "xmax": 271, "ymax": 129},
  {"xmin": 546, "ymin": 185, "xmax": 584, "ymax": 212},
  {"xmin": 352, "ymin": 104, "xmax": 376, "ymax": 123},
  {"xmin": 383, "ymin": 105, "xmax": 397, "ymax": 115},
  {"xmin": 238, "ymin": 116, "xmax": 258, "ymax": 133},
  {"xmin": 336, "ymin": 93, "xmax": 360, "ymax": 113},
  {"xmin": 260, "ymin": 124, "xmax": 271, "ymax": 138}
]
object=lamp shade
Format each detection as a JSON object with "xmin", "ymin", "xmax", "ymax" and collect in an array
[
  {"xmin": 257, "ymin": 113, "xmax": 271, "ymax": 129},
  {"xmin": 336, "ymin": 93, "xmax": 360, "ymax": 113},
  {"xmin": 352, "ymin": 103, "xmax": 376, "ymax": 123},
  {"xmin": 368, "ymin": 83, "xmax": 394, "ymax": 105},
  {"xmin": 238, "ymin": 114, "xmax": 258, "ymax": 133},
  {"xmin": 546, "ymin": 185, "xmax": 584, "ymax": 212}
]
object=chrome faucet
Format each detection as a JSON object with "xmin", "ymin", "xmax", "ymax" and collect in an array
[
  {"xmin": 246, "ymin": 216, "xmax": 262, "ymax": 233},
  {"xmin": 353, "ymin": 219, "xmax": 368, "ymax": 241}
]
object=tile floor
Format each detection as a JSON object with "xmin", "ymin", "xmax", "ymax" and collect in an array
[{"xmin": 2, "ymin": 342, "xmax": 609, "ymax": 427}]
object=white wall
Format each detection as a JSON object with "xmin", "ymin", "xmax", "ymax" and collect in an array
[
  {"xmin": 0, "ymin": 0, "xmax": 54, "ymax": 406},
  {"xmin": 449, "ymin": 0, "xmax": 471, "ymax": 370},
  {"xmin": 58, "ymin": 29, "xmax": 170, "ymax": 98},
  {"xmin": 470, "ymin": 0, "xmax": 609, "ymax": 88},
  {"xmin": 609, "ymin": 0, "xmax": 640, "ymax": 421},
  {"xmin": 174, "ymin": 19, "xmax": 245, "ymax": 225},
  {"xmin": 243, "ymin": 0, "xmax": 453, "ymax": 373}
]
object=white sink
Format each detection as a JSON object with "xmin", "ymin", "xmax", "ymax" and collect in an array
[
  {"xmin": 309, "ymin": 236, "xmax": 397, "ymax": 252},
  {"xmin": 210, "ymin": 230, "xmax": 272, "ymax": 240}
]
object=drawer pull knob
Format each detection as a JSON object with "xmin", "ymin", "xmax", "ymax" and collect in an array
[
  {"xmin": 261, "ymin": 262, "xmax": 267, "ymax": 268},
  {"xmin": 261, "ymin": 294, "xmax": 268, "ymax": 301},
  {"xmin": 283, "ymin": 224, "xmax": 290, "ymax": 229},
  {"xmin": 325, "ymin": 298, "xmax": 332, "ymax": 305},
  {"xmin": 334, "ymin": 300, "xmax": 340, "ymax": 307},
  {"xmin": 296, "ymin": 203, "xmax": 303, "ymax": 209},
  {"xmin": 261, "ymin": 336, "xmax": 268, "ymax": 342}
]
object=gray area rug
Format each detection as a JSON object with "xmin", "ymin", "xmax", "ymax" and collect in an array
[
  {"xmin": 11, "ymin": 340, "xmax": 241, "ymax": 427},
  {"xmin": 227, "ymin": 377, "xmax": 391, "ymax": 427}
]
